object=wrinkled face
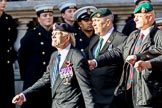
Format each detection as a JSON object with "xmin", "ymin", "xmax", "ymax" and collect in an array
[
  {"xmin": 92, "ymin": 17, "xmax": 108, "ymax": 36},
  {"xmin": 0, "ymin": 0, "xmax": 7, "ymax": 11},
  {"xmin": 78, "ymin": 18, "xmax": 94, "ymax": 32},
  {"xmin": 38, "ymin": 12, "xmax": 54, "ymax": 28},
  {"xmin": 134, "ymin": 13, "xmax": 150, "ymax": 30},
  {"xmin": 51, "ymin": 29, "xmax": 69, "ymax": 48},
  {"xmin": 62, "ymin": 8, "xmax": 76, "ymax": 22}
]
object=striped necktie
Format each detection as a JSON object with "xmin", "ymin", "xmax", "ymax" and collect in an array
[
  {"xmin": 127, "ymin": 33, "xmax": 144, "ymax": 90},
  {"xmin": 133, "ymin": 33, "xmax": 144, "ymax": 54},
  {"xmin": 51, "ymin": 53, "xmax": 61, "ymax": 87},
  {"xmin": 95, "ymin": 38, "xmax": 104, "ymax": 58}
]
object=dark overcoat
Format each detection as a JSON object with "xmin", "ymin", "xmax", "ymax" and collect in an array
[
  {"xmin": 0, "ymin": 12, "xmax": 17, "ymax": 108},
  {"xmin": 96, "ymin": 25, "xmax": 162, "ymax": 107}
]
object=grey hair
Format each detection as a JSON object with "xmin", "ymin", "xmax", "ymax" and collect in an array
[
  {"xmin": 103, "ymin": 14, "xmax": 114, "ymax": 22},
  {"xmin": 109, "ymin": 14, "xmax": 114, "ymax": 22},
  {"xmin": 69, "ymin": 33, "xmax": 76, "ymax": 47}
]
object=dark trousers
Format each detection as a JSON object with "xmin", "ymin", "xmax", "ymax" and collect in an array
[{"xmin": 111, "ymin": 89, "xmax": 133, "ymax": 108}]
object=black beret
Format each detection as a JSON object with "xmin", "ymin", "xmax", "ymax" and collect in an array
[
  {"xmin": 54, "ymin": 23, "xmax": 75, "ymax": 33},
  {"xmin": 134, "ymin": 0, "xmax": 151, "ymax": 5}
]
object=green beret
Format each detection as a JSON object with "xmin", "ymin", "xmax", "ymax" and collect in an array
[
  {"xmin": 90, "ymin": 8, "xmax": 112, "ymax": 18},
  {"xmin": 133, "ymin": 2, "xmax": 153, "ymax": 14}
]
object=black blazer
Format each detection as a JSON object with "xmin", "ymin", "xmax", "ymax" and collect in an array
[{"xmin": 86, "ymin": 31, "xmax": 127, "ymax": 104}]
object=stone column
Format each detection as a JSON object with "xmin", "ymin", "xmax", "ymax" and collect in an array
[
  {"xmin": 14, "ymin": 18, "xmax": 33, "ymax": 80},
  {"xmin": 14, "ymin": 18, "xmax": 33, "ymax": 52},
  {"xmin": 13, "ymin": 18, "xmax": 34, "ymax": 100},
  {"xmin": 115, "ymin": 15, "xmax": 131, "ymax": 32}
]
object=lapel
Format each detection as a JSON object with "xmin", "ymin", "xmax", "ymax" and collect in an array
[
  {"xmin": 137, "ymin": 34, "xmax": 151, "ymax": 53},
  {"xmin": 137, "ymin": 25, "xmax": 157, "ymax": 53},
  {"xmin": 100, "ymin": 31, "xmax": 116, "ymax": 54},
  {"xmin": 89, "ymin": 35, "xmax": 99, "ymax": 58},
  {"xmin": 52, "ymin": 46, "xmax": 74, "ymax": 97},
  {"xmin": 129, "ymin": 31, "xmax": 140, "ymax": 55}
]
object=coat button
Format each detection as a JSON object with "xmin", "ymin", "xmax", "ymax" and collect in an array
[
  {"xmin": 42, "ymin": 52, "xmax": 45, "ymax": 55},
  {"xmin": 8, "ymin": 27, "xmax": 11, "ymax": 31},
  {"xmin": 43, "ymin": 62, "xmax": 46, "ymax": 65},
  {"xmin": 81, "ymin": 49, "xmax": 84, "ymax": 52},
  {"xmin": 38, "ymin": 32, "xmax": 41, "ymax": 35},
  {"xmin": 7, "ymin": 60, "xmax": 10, "ymax": 64},
  {"xmin": 40, "ymin": 42, "xmax": 44, "ymax": 45},
  {"xmin": 7, "ymin": 50, "xmax": 10, "ymax": 53},
  {"xmin": 5, "ymin": 16, "xmax": 8, "ymax": 19},
  {"xmin": 79, "ymin": 38, "xmax": 83, "ymax": 42}
]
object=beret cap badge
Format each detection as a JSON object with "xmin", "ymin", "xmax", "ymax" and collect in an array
[
  {"xmin": 96, "ymin": 13, "xmax": 101, "ymax": 17},
  {"xmin": 44, "ymin": 9, "xmax": 53, "ymax": 12},
  {"xmin": 141, "ymin": 7, "xmax": 146, "ymax": 13}
]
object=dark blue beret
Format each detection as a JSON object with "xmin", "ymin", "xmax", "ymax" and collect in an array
[{"xmin": 54, "ymin": 23, "xmax": 75, "ymax": 33}]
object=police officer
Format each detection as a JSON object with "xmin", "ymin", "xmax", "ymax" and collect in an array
[
  {"xmin": 18, "ymin": 4, "xmax": 56, "ymax": 108},
  {"xmin": 0, "ymin": 0, "xmax": 18, "ymax": 108},
  {"xmin": 73, "ymin": 6, "xmax": 97, "ymax": 56}
]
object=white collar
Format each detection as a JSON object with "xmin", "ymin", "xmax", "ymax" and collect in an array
[
  {"xmin": 58, "ymin": 44, "xmax": 71, "ymax": 55},
  {"xmin": 140, "ymin": 26, "xmax": 153, "ymax": 36}
]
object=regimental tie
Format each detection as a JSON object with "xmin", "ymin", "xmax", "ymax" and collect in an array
[
  {"xmin": 51, "ymin": 53, "xmax": 61, "ymax": 87},
  {"xmin": 95, "ymin": 38, "xmax": 104, "ymax": 58},
  {"xmin": 127, "ymin": 33, "xmax": 144, "ymax": 90}
]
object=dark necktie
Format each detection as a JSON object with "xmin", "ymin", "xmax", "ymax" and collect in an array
[
  {"xmin": 133, "ymin": 33, "xmax": 144, "ymax": 54},
  {"xmin": 51, "ymin": 53, "xmax": 61, "ymax": 87},
  {"xmin": 95, "ymin": 38, "xmax": 104, "ymax": 58},
  {"xmin": 127, "ymin": 33, "xmax": 144, "ymax": 90}
]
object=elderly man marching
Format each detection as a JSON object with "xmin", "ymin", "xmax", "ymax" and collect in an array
[{"xmin": 12, "ymin": 22, "xmax": 96, "ymax": 108}]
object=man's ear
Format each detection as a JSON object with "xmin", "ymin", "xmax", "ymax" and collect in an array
[
  {"xmin": 78, "ymin": 21, "xmax": 82, "ymax": 27},
  {"xmin": 62, "ymin": 13, "xmax": 65, "ymax": 19},
  {"xmin": 66, "ymin": 35, "xmax": 70, "ymax": 41}
]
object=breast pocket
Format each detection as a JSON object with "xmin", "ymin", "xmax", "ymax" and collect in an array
[{"xmin": 60, "ymin": 66, "xmax": 74, "ymax": 86}]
